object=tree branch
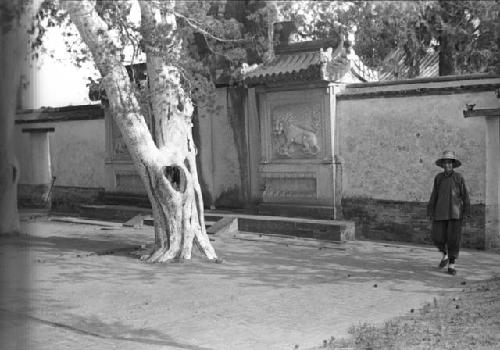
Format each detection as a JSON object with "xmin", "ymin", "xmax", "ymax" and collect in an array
[{"xmin": 174, "ymin": 11, "xmax": 250, "ymax": 43}]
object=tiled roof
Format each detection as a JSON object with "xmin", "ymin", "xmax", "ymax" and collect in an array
[
  {"xmin": 350, "ymin": 54, "xmax": 380, "ymax": 82},
  {"xmin": 244, "ymin": 50, "xmax": 324, "ymax": 85},
  {"xmin": 243, "ymin": 40, "xmax": 379, "ymax": 85},
  {"xmin": 379, "ymin": 49, "xmax": 439, "ymax": 81}
]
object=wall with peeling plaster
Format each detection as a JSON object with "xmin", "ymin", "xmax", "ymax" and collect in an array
[{"xmin": 338, "ymin": 87, "xmax": 494, "ymax": 204}]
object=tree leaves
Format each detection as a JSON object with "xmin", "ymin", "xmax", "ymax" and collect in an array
[
  {"xmin": 31, "ymin": 0, "xmax": 499, "ymax": 98},
  {"xmin": 277, "ymin": 0, "xmax": 499, "ymax": 77}
]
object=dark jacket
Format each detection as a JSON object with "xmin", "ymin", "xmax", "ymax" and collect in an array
[{"xmin": 427, "ymin": 171, "xmax": 470, "ymax": 221}]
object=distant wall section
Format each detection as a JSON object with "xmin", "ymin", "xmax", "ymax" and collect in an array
[{"xmin": 15, "ymin": 105, "xmax": 105, "ymax": 210}]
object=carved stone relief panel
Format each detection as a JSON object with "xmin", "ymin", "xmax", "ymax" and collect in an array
[
  {"xmin": 271, "ymin": 102, "xmax": 322, "ymax": 159},
  {"xmin": 262, "ymin": 172, "xmax": 317, "ymax": 202}
]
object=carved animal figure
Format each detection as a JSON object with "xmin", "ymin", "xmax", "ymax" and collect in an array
[{"xmin": 274, "ymin": 119, "xmax": 320, "ymax": 155}]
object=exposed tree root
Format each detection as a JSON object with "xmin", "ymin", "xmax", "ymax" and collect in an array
[
  {"xmin": 140, "ymin": 247, "xmax": 169, "ymax": 263},
  {"xmin": 140, "ymin": 247, "xmax": 180, "ymax": 263}
]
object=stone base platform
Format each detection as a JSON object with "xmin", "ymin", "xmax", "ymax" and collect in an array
[{"xmin": 79, "ymin": 204, "xmax": 355, "ymax": 242}]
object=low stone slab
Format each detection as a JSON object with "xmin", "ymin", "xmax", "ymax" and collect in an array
[
  {"xmin": 235, "ymin": 214, "xmax": 355, "ymax": 242},
  {"xmin": 123, "ymin": 214, "xmax": 150, "ymax": 227},
  {"xmin": 205, "ymin": 213, "xmax": 355, "ymax": 242},
  {"xmin": 49, "ymin": 216, "xmax": 122, "ymax": 228},
  {"xmin": 206, "ymin": 216, "xmax": 238, "ymax": 236}
]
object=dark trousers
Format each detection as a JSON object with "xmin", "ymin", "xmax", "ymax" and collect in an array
[{"xmin": 432, "ymin": 219, "xmax": 462, "ymax": 262}]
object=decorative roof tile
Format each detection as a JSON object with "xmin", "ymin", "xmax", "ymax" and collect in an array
[
  {"xmin": 243, "ymin": 41, "xmax": 379, "ymax": 85},
  {"xmin": 379, "ymin": 49, "xmax": 439, "ymax": 81},
  {"xmin": 244, "ymin": 51, "xmax": 323, "ymax": 85}
]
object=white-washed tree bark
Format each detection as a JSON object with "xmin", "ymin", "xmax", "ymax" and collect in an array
[
  {"xmin": 63, "ymin": 0, "xmax": 217, "ymax": 262},
  {"xmin": 0, "ymin": 0, "xmax": 41, "ymax": 234}
]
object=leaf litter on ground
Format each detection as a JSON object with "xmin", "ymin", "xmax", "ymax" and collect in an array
[{"xmin": 308, "ymin": 277, "xmax": 500, "ymax": 350}]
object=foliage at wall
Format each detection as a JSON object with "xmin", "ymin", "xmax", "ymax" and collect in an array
[{"xmin": 278, "ymin": 1, "xmax": 500, "ymax": 77}]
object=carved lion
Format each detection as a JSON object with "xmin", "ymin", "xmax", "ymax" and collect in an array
[{"xmin": 273, "ymin": 117, "xmax": 320, "ymax": 156}]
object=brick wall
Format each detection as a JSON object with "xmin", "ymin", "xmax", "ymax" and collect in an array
[
  {"xmin": 51, "ymin": 186, "xmax": 104, "ymax": 213},
  {"xmin": 342, "ymin": 197, "xmax": 485, "ymax": 249},
  {"xmin": 18, "ymin": 184, "xmax": 104, "ymax": 213}
]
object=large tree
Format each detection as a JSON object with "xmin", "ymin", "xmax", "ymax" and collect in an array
[
  {"xmin": 60, "ymin": 0, "xmax": 230, "ymax": 262},
  {"xmin": 0, "ymin": 0, "xmax": 42, "ymax": 234},
  {"xmin": 60, "ymin": 0, "xmax": 277, "ymax": 262}
]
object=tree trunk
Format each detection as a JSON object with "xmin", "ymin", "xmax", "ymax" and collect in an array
[
  {"xmin": 407, "ymin": 51, "xmax": 421, "ymax": 78},
  {"xmin": 439, "ymin": 33, "xmax": 455, "ymax": 76},
  {"xmin": 63, "ymin": 0, "xmax": 217, "ymax": 262},
  {"xmin": 0, "ymin": 1, "xmax": 40, "ymax": 234},
  {"xmin": 263, "ymin": 1, "xmax": 277, "ymax": 64}
]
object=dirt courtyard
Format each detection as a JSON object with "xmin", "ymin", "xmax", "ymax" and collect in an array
[{"xmin": 1, "ymin": 218, "xmax": 500, "ymax": 350}]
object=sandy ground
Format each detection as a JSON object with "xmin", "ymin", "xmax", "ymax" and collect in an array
[{"xmin": 1, "ymin": 218, "xmax": 500, "ymax": 350}]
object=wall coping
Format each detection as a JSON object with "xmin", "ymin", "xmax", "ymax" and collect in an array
[
  {"xmin": 345, "ymin": 73, "xmax": 500, "ymax": 88},
  {"xmin": 16, "ymin": 104, "xmax": 104, "ymax": 124},
  {"xmin": 338, "ymin": 75, "xmax": 500, "ymax": 100}
]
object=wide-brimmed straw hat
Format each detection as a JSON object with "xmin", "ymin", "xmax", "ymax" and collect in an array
[{"xmin": 435, "ymin": 150, "xmax": 461, "ymax": 168}]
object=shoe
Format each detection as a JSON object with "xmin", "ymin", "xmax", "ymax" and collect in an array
[
  {"xmin": 447, "ymin": 267, "xmax": 457, "ymax": 275},
  {"xmin": 438, "ymin": 258, "xmax": 449, "ymax": 269}
]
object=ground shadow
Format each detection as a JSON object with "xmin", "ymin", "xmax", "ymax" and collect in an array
[
  {"xmin": 3, "ymin": 229, "xmax": 498, "ymax": 293},
  {"xmin": 1, "ymin": 308, "xmax": 213, "ymax": 350}
]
